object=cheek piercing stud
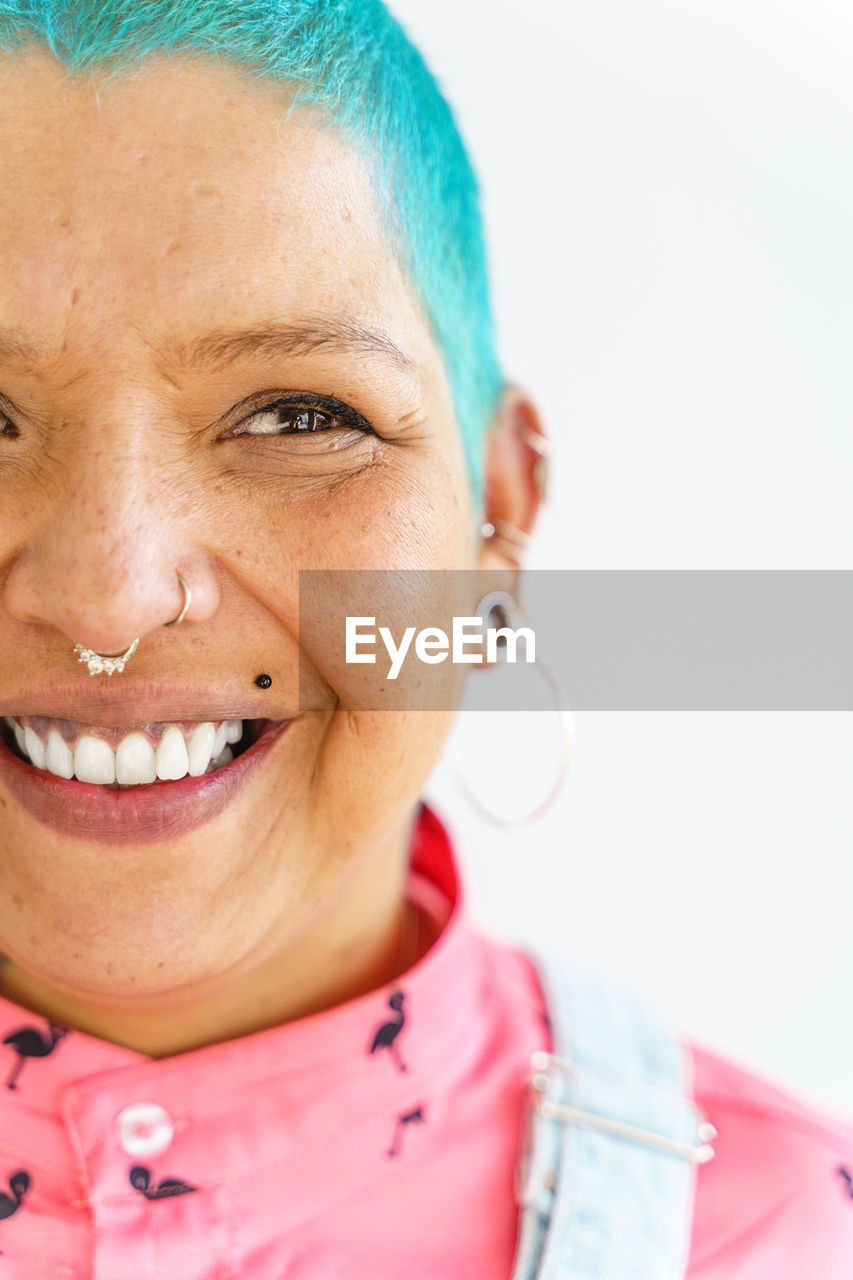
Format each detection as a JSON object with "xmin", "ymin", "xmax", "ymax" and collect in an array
[{"xmin": 254, "ymin": 674, "xmax": 273, "ymax": 689}]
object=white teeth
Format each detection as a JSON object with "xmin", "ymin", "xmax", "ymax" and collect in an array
[
  {"xmin": 23, "ymin": 726, "xmax": 47, "ymax": 771},
  {"xmin": 186, "ymin": 722, "xmax": 216, "ymax": 777},
  {"xmin": 115, "ymin": 732, "xmax": 157, "ymax": 786},
  {"xmin": 212, "ymin": 723, "xmax": 228, "ymax": 759},
  {"xmin": 45, "ymin": 729, "xmax": 74, "ymax": 780},
  {"xmin": 7, "ymin": 716, "xmax": 243, "ymax": 785},
  {"xmin": 74, "ymin": 734, "xmax": 116, "ymax": 785},
  {"xmin": 155, "ymin": 725, "xmax": 189, "ymax": 781},
  {"xmin": 207, "ymin": 745, "xmax": 233, "ymax": 772}
]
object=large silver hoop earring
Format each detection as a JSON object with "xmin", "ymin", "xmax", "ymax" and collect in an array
[{"xmin": 447, "ymin": 589, "xmax": 573, "ymax": 825}]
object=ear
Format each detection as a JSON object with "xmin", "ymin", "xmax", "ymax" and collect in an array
[{"xmin": 478, "ymin": 385, "xmax": 548, "ymax": 569}]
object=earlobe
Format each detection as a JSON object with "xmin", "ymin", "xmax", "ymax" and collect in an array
[{"xmin": 478, "ymin": 386, "xmax": 549, "ymax": 569}]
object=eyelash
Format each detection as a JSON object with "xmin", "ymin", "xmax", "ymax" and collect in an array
[
  {"xmin": 227, "ymin": 394, "xmax": 377, "ymax": 439},
  {"xmin": 0, "ymin": 395, "xmax": 376, "ymax": 443}
]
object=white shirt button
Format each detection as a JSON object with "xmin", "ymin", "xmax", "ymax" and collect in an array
[{"xmin": 116, "ymin": 1102, "xmax": 175, "ymax": 1158}]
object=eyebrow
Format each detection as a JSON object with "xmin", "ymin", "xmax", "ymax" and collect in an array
[
  {"xmin": 172, "ymin": 317, "xmax": 416, "ymax": 373},
  {"xmin": 0, "ymin": 316, "xmax": 417, "ymax": 374}
]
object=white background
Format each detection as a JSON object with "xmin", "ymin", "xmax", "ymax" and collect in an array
[{"xmin": 386, "ymin": 0, "xmax": 853, "ymax": 1116}]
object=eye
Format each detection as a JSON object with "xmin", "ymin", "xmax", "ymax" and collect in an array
[
  {"xmin": 0, "ymin": 410, "xmax": 19, "ymax": 438},
  {"xmin": 225, "ymin": 395, "xmax": 376, "ymax": 440}
]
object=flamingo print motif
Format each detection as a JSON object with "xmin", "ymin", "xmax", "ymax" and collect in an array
[
  {"xmin": 386, "ymin": 1105, "xmax": 426, "ymax": 1159},
  {"xmin": 3, "ymin": 1022, "xmax": 67, "ymax": 1090},
  {"xmin": 129, "ymin": 1166, "xmax": 198, "ymax": 1200},
  {"xmin": 368, "ymin": 990, "xmax": 408, "ymax": 1073},
  {"xmin": 0, "ymin": 1170, "xmax": 30, "ymax": 1254}
]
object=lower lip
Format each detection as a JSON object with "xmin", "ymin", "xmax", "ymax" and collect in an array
[{"xmin": 0, "ymin": 721, "xmax": 291, "ymax": 844}]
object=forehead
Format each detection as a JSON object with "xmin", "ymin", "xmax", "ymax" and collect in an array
[{"xmin": 0, "ymin": 51, "xmax": 432, "ymax": 371}]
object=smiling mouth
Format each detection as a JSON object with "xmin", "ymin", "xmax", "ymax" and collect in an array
[{"xmin": 2, "ymin": 715, "xmax": 268, "ymax": 787}]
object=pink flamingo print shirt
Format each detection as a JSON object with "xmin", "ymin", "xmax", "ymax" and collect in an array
[{"xmin": 0, "ymin": 805, "xmax": 849, "ymax": 1277}]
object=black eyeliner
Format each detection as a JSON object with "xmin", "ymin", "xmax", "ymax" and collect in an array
[{"xmin": 243, "ymin": 392, "xmax": 378, "ymax": 436}]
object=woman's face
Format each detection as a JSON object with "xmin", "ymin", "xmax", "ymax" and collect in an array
[{"xmin": 0, "ymin": 52, "xmax": 487, "ymax": 1032}]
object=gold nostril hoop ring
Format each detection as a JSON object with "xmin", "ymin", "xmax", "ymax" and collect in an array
[{"xmin": 165, "ymin": 573, "xmax": 192, "ymax": 627}]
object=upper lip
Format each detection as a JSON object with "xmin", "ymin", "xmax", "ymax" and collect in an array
[{"xmin": 0, "ymin": 681, "xmax": 296, "ymax": 727}]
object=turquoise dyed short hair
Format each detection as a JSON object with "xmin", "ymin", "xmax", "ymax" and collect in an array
[{"xmin": 0, "ymin": 0, "xmax": 503, "ymax": 495}]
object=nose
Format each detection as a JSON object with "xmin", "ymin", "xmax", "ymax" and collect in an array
[{"xmin": 2, "ymin": 430, "xmax": 220, "ymax": 655}]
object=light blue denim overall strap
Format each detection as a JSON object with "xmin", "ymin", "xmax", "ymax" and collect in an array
[{"xmin": 511, "ymin": 950, "xmax": 716, "ymax": 1280}]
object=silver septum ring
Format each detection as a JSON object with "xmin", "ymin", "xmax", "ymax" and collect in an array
[
  {"xmin": 73, "ymin": 638, "xmax": 139, "ymax": 677},
  {"xmin": 166, "ymin": 573, "xmax": 192, "ymax": 627}
]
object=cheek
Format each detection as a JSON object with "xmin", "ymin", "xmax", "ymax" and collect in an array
[
  {"xmin": 305, "ymin": 708, "xmax": 454, "ymax": 865},
  {"xmin": 239, "ymin": 457, "xmax": 474, "ymax": 708},
  {"xmin": 229, "ymin": 457, "xmax": 471, "ymax": 834},
  {"xmin": 208, "ymin": 438, "xmax": 475, "ymax": 630}
]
